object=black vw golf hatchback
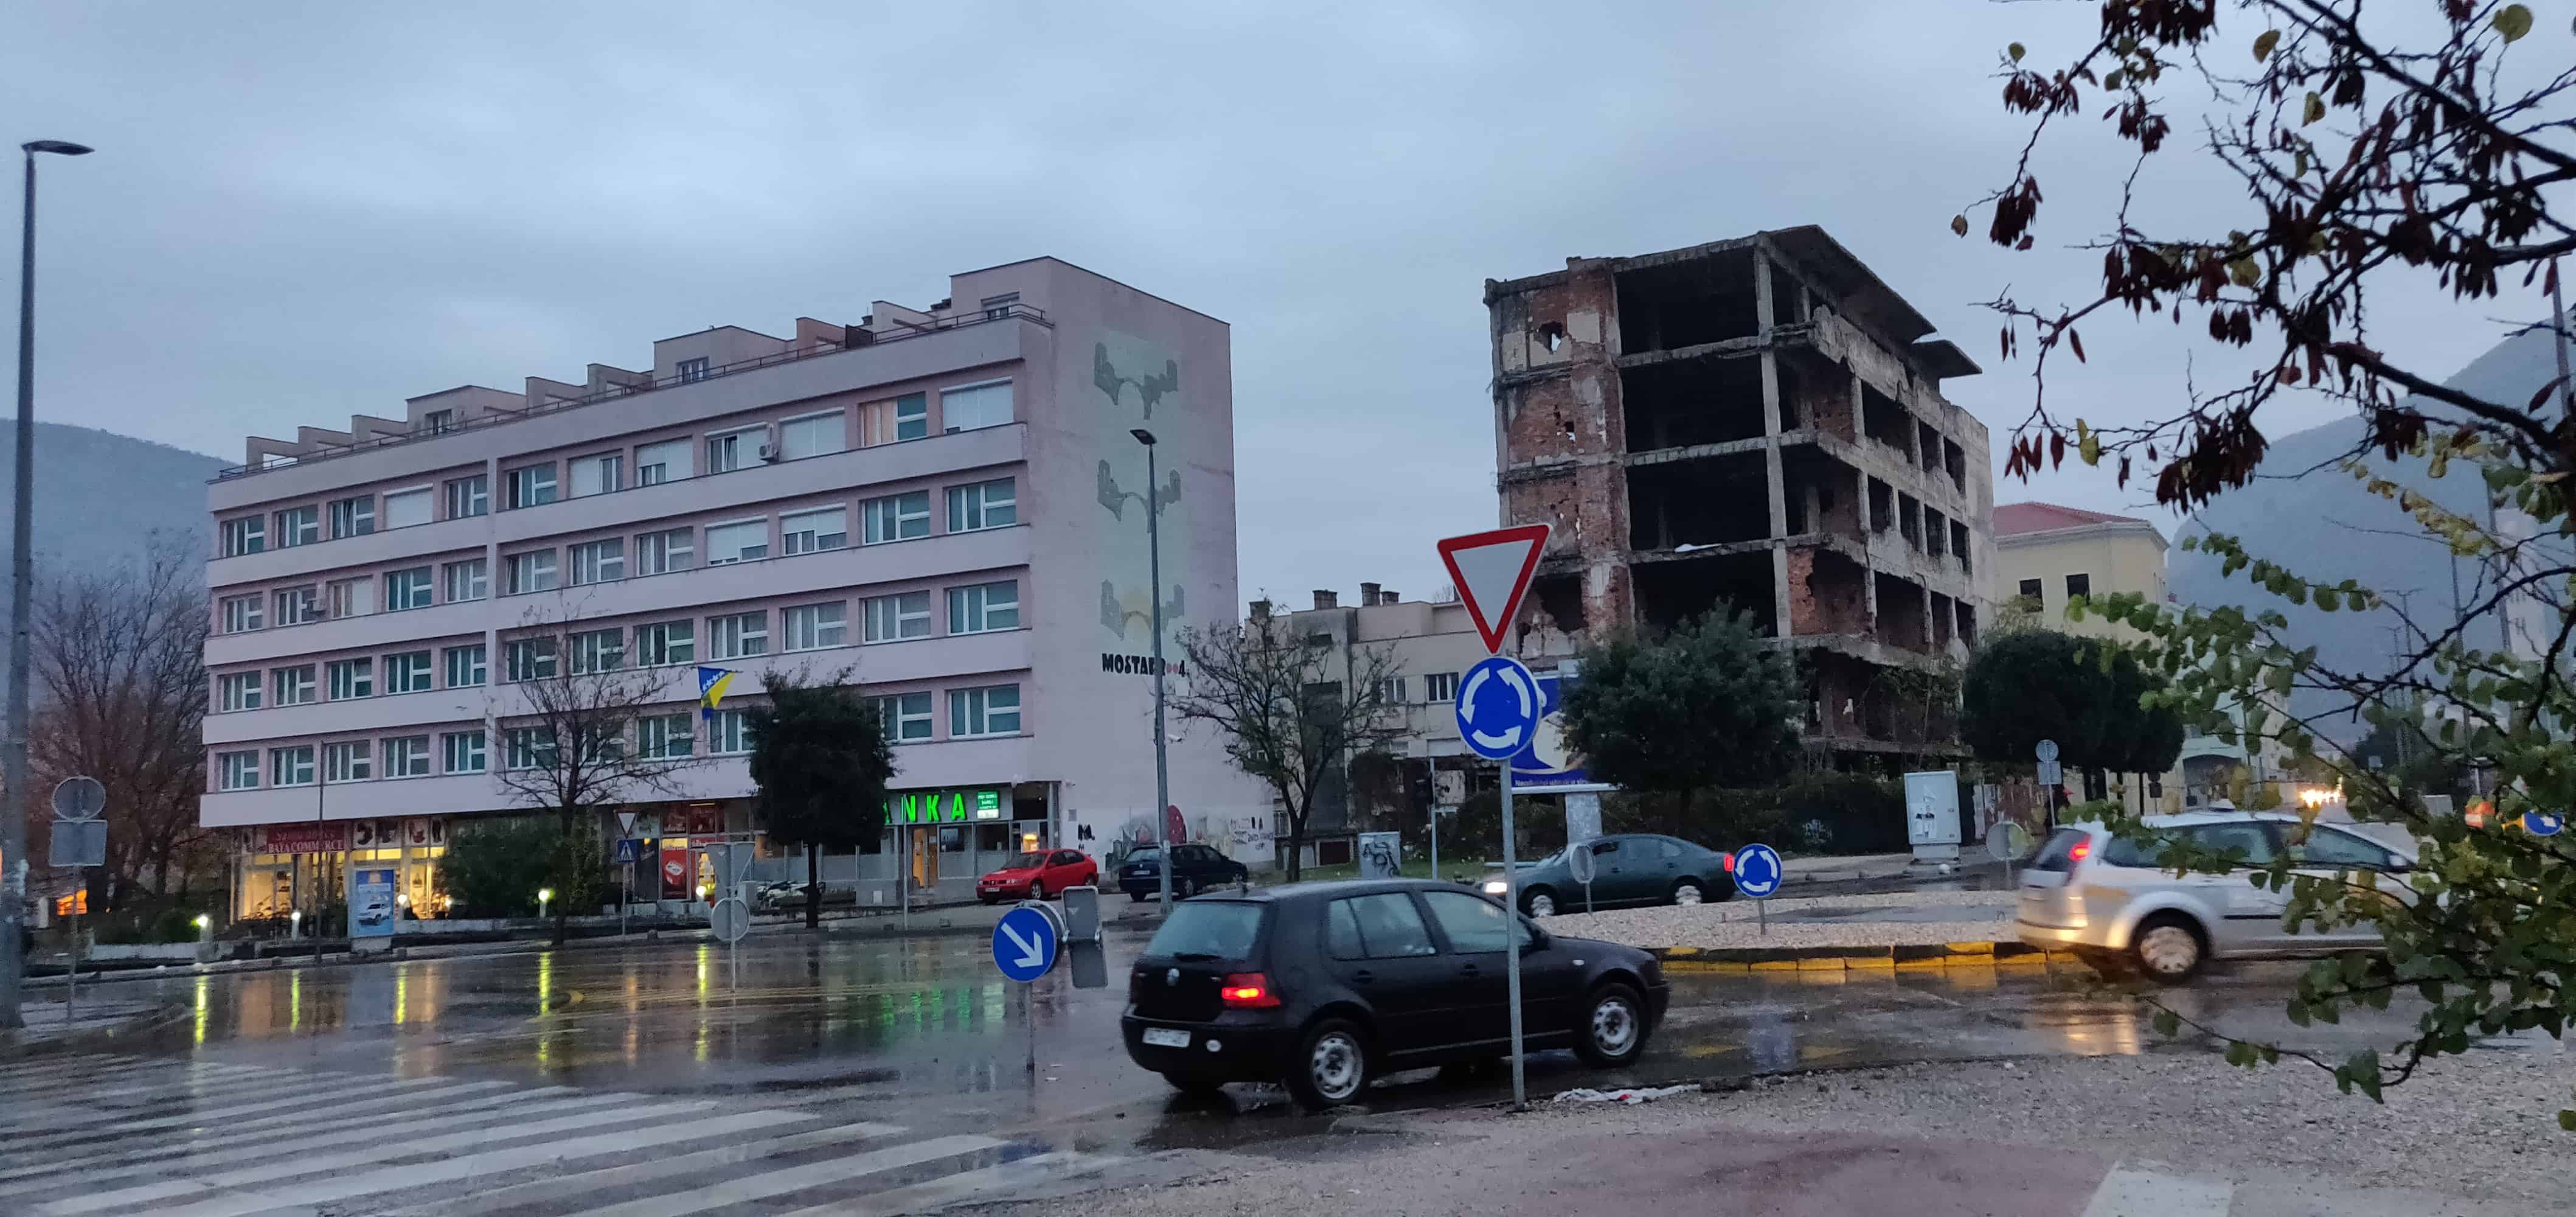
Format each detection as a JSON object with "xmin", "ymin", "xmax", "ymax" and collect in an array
[{"xmin": 1119, "ymin": 879, "xmax": 1668, "ymax": 1108}]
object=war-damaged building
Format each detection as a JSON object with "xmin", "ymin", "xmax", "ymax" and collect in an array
[{"xmin": 1484, "ymin": 227, "xmax": 1994, "ymax": 759}]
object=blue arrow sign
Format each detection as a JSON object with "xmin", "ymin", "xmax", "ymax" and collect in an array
[
  {"xmin": 993, "ymin": 905, "xmax": 1060, "ymax": 983},
  {"xmin": 1732, "ymin": 843, "xmax": 1784, "ymax": 899},
  {"xmin": 2524, "ymin": 811, "xmax": 2564, "ymax": 837},
  {"xmin": 1456, "ymin": 655, "xmax": 1543, "ymax": 761}
]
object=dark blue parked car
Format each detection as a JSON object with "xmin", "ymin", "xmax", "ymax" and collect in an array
[
  {"xmin": 1481, "ymin": 833, "xmax": 1737, "ymax": 917},
  {"xmin": 1117, "ymin": 843, "xmax": 1249, "ymax": 901}
]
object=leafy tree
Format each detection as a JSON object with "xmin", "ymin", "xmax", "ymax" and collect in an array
[
  {"xmin": 1962, "ymin": 0, "xmax": 2576, "ymax": 1115},
  {"xmin": 1558, "ymin": 610, "xmax": 1800, "ymax": 817},
  {"xmin": 437, "ymin": 818, "xmax": 561, "ymax": 918},
  {"xmin": 1962, "ymin": 629, "xmax": 2187, "ymax": 777},
  {"xmin": 746, "ymin": 671, "xmax": 896, "ymax": 928},
  {"xmin": 1173, "ymin": 610, "xmax": 1408, "ymax": 882}
]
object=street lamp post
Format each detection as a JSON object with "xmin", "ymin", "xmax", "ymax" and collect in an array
[
  {"xmin": 0, "ymin": 139, "xmax": 90, "ymax": 1031},
  {"xmin": 1131, "ymin": 429, "xmax": 1173, "ymax": 914}
]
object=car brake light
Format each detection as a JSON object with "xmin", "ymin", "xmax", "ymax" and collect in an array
[
  {"xmin": 1722, "ymin": 853, "xmax": 1735, "ymax": 873},
  {"xmin": 2067, "ymin": 840, "xmax": 2092, "ymax": 865},
  {"xmin": 1220, "ymin": 972, "xmax": 1280, "ymax": 1008}
]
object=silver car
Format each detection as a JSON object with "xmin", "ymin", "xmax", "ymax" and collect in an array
[{"xmin": 2015, "ymin": 811, "xmax": 2417, "ymax": 983}]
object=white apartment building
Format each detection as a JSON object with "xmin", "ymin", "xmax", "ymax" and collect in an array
[{"xmin": 201, "ymin": 258, "xmax": 1269, "ymax": 919}]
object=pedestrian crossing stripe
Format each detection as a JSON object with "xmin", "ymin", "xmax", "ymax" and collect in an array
[{"xmin": 0, "ymin": 1052, "xmax": 1126, "ymax": 1217}]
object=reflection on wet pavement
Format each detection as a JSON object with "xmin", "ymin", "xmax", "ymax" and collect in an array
[{"xmin": 85, "ymin": 927, "xmax": 2467, "ymax": 1158}]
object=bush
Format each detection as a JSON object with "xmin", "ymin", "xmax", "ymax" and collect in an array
[
  {"xmin": 440, "ymin": 817, "xmax": 563, "ymax": 917},
  {"xmin": 1601, "ymin": 773, "xmax": 1909, "ymax": 856}
]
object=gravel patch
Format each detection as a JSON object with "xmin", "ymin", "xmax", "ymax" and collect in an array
[
  {"xmin": 959, "ymin": 1049, "xmax": 2576, "ymax": 1215},
  {"xmin": 1547, "ymin": 893, "xmax": 2015, "ymax": 951}
]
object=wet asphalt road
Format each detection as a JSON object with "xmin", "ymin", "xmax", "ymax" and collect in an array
[{"xmin": 52, "ymin": 922, "xmax": 2446, "ymax": 1160}]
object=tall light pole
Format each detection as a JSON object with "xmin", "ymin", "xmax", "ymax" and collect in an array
[
  {"xmin": 1132, "ymin": 428, "xmax": 1173, "ymax": 913},
  {"xmin": 1, "ymin": 139, "xmax": 89, "ymax": 1030}
]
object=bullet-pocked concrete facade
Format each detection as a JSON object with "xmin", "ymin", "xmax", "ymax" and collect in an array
[
  {"xmin": 200, "ymin": 258, "xmax": 1272, "ymax": 917},
  {"xmin": 1485, "ymin": 226, "xmax": 1995, "ymax": 759}
]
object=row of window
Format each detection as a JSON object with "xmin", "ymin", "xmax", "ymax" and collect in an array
[
  {"xmin": 210, "ymin": 683, "xmax": 1026, "ymax": 792},
  {"xmin": 1373, "ymin": 672, "xmax": 1462, "ymax": 706},
  {"xmin": 212, "ymin": 580, "xmax": 1022, "ymax": 712},
  {"xmin": 217, "ymin": 383, "xmax": 1016, "ymax": 558},
  {"xmin": 2015, "ymin": 573, "xmax": 2091, "ymax": 605},
  {"xmin": 214, "ymin": 478, "xmax": 1016, "ymax": 633}
]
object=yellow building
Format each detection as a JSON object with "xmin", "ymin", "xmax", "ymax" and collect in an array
[{"xmin": 1993, "ymin": 501, "xmax": 2168, "ymax": 640}]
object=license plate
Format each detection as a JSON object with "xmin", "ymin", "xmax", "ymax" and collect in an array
[{"xmin": 1142, "ymin": 1027, "xmax": 1190, "ymax": 1048}]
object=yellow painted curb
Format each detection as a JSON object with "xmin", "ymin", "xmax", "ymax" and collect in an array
[
  {"xmin": 1659, "ymin": 947, "xmax": 1703, "ymax": 960},
  {"xmin": 1796, "ymin": 957, "xmax": 1847, "ymax": 972},
  {"xmin": 1894, "ymin": 957, "xmax": 1947, "ymax": 972},
  {"xmin": 1749, "ymin": 960, "xmax": 1802, "ymax": 972},
  {"xmin": 1845, "ymin": 957, "xmax": 1897, "ymax": 972},
  {"xmin": 1943, "ymin": 941, "xmax": 1998, "ymax": 955},
  {"xmin": 1994, "ymin": 953, "xmax": 2048, "ymax": 966},
  {"xmin": 1661, "ymin": 960, "xmax": 1750, "ymax": 974}
]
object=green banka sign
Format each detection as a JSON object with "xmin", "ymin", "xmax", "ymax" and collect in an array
[{"xmin": 888, "ymin": 787, "xmax": 1007, "ymax": 825}]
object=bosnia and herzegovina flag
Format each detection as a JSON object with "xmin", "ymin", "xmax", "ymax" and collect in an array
[{"xmin": 696, "ymin": 666, "xmax": 735, "ymax": 722}]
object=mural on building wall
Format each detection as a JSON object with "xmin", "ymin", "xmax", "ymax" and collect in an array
[{"xmin": 1092, "ymin": 332, "xmax": 1189, "ymax": 643}]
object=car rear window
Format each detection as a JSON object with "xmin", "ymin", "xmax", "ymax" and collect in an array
[
  {"xmin": 2029, "ymin": 828, "xmax": 2090, "ymax": 871},
  {"xmin": 1145, "ymin": 901, "xmax": 1263, "ymax": 960}
]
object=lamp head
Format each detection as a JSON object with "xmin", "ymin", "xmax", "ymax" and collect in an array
[
  {"xmin": 1130, "ymin": 428, "xmax": 1156, "ymax": 446},
  {"xmin": 22, "ymin": 141, "xmax": 92, "ymax": 157}
]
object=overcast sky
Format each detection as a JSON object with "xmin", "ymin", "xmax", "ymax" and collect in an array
[{"xmin": 0, "ymin": 2, "xmax": 2535, "ymax": 604}]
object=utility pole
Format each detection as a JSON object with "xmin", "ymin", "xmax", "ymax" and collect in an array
[
  {"xmin": 1132, "ymin": 429, "xmax": 1173, "ymax": 913},
  {"xmin": 1, "ymin": 139, "xmax": 91, "ymax": 1031}
]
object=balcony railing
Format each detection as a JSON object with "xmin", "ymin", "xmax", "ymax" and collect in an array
[{"xmin": 214, "ymin": 304, "xmax": 1052, "ymax": 481}]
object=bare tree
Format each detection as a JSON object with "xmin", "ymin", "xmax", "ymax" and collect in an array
[
  {"xmin": 491, "ymin": 606, "xmax": 707, "ymax": 941},
  {"xmin": 29, "ymin": 533, "xmax": 210, "ymax": 913},
  {"xmin": 1173, "ymin": 613, "xmax": 1407, "ymax": 881}
]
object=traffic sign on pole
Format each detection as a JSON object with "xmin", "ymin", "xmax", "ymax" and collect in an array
[
  {"xmin": 617, "ymin": 810, "xmax": 638, "ymax": 838},
  {"xmin": 2034, "ymin": 739, "xmax": 2060, "ymax": 764},
  {"xmin": 2525, "ymin": 811, "xmax": 2565, "ymax": 837},
  {"xmin": 1733, "ymin": 843, "xmax": 1783, "ymax": 899},
  {"xmin": 50, "ymin": 776, "xmax": 103, "ymax": 821},
  {"xmin": 1455, "ymin": 655, "xmax": 1543, "ymax": 761},
  {"xmin": 993, "ymin": 904, "xmax": 1061, "ymax": 982},
  {"xmin": 1436, "ymin": 525, "xmax": 1552, "ymax": 654},
  {"xmin": 612, "ymin": 838, "xmax": 644, "ymax": 865}
]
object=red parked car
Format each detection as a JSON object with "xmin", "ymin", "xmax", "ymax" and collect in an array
[{"xmin": 978, "ymin": 849, "xmax": 1097, "ymax": 904}]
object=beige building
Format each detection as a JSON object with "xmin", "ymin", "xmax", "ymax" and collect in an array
[
  {"xmin": 1265, "ymin": 585, "xmax": 1495, "ymax": 865},
  {"xmin": 1993, "ymin": 501, "xmax": 2168, "ymax": 639}
]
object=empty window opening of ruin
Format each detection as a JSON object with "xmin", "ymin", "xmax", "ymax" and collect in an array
[
  {"xmin": 1777, "ymin": 347, "xmax": 1847, "ymax": 439},
  {"xmin": 1629, "ymin": 453, "xmax": 1771, "ymax": 549},
  {"xmin": 1615, "ymin": 248, "xmax": 1758, "ymax": 354},
  {"xmin": 1867, "ymin": 477, "xmax": 1894, "ymax": 532},
  {"xmin": 1949, "ymin": 521, "xmax": 1972, "ymax": 574},
  {"xmin": 1923, "ymin": 507, "xmax": 1947, "ymax": 558},
  {"xmin": 1862, "ymin": 383, "xmax": 1911, "ymax": 456},
  {"xmin": 1786, "ymin": 547, "xmax": 1869, "ymax": 636},
  {"xmin": 1783, "ymin": 450, "xmax": 1863, "ymax": 540},
  {"xmin": 1874, "ymin": 573, "xmax": 1930, "ymax": 654},
  {"xmin": 1634, "ymin": 551, "xmax": 1776, "ymax": 635},
  {"xmin": 1621, "ymin": 357, "xmax": 1765, "ymax": 451},
  {"xmin": 1897, "ymin": 492, "xmax": 1922, "ymax": 550},
  {"xmin": 1942, "ymin": 439, "xmax": 1967, "ymax": 492},
  {"xmin": 1538, "ymin": 322, "xmax": 1566, "ymax": 352},
  {"xmin": 1532, "ymin": 573, "xmax": 1585, "ymax": 635},
  {"xmin": 1916, "ymin": 422, "xmax": 1942, "ymax": 473}
]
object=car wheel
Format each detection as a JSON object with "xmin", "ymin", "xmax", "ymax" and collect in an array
[
  {"xmin": 1162, "ymin": 1072, "xmax": 1226, "ymax": 1098},
  {"xmin": 1574, "ymin": 982, "xmax": 1647, "ymax": 1067},
  {"xmin": 1029, "ymin": 882, "xmax": 1046, "ymax": 901},
  {"xmin": 2131, "ymin": 913, "xmax": 2206, "ymax": 985},
  {"xmin": 1129, "ymin": 890, "xmax": 1148, "ymax": 903},
  {"xmin": 1525, "ymin": 889, "xmax": 1557, "ymax": 918},
  {"xmin": 1670, "ymin": 880, "xmax": 1705, "ymax": 906},
  {"xmin": 1285, "ymin": 1019, "xmax": 1370, "ymax": 1110},
  {"xmin": 1179, "ymin": 877, "xmax": 1196, "ymax": 899}
]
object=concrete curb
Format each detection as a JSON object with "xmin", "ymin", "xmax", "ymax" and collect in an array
[{"xmin": 1648, "ymin": 941, "xmax": 2082, "ymax": 973}]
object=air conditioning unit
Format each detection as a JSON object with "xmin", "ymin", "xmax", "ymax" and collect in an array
[{"xmin": 758, "ymin": 442, "xmax": 781, "ymax": 463}]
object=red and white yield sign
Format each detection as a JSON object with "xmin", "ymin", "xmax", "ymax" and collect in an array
[{"xmin": 1436, "ymin": 525, "xmax": 1552, "ymax": 654}]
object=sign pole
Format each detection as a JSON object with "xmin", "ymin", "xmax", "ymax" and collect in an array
[
  {"xmin": 1500, "ymin": 762, "xmax": 1526, "ymax": 1110},
  {"xmin": 66, "ymin": 865, "xmax": 79, "ymax": 1023},
  {"xmin": 1429, "ymin": 800, "xmax": 1439, "ymax": 883}
]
